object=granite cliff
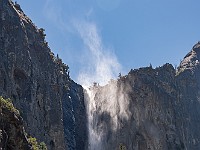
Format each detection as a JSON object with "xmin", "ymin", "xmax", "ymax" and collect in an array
[
  {"xmin": 0, "ymin": 0, "xmax": 87, "ymax": 149},
  {"xmin": 1, "ymin": 0, "xmax": 200, "ymax": 150},
  {"xmin": 86, "ymin": 43, "xmax": 200, "ymax": 150}
]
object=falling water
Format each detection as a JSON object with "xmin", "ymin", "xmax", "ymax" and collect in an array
[
  {"xmin": 75, "ymin": 20, "xmax": 130, "ymax": 149},
  {"xmin": 82, "ymin": 80, "xmax": 131, "ymax": 150},
  {"xmin": 84, "ymin": 87, "xmax": 103, "ymax": 150}
]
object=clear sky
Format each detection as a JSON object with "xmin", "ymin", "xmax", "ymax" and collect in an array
[{"xmin": 17, "ymin": 0, "xmax": 200, "ymax": 84}]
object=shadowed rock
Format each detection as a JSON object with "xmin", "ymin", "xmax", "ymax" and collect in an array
[{"xmin": 0, "ymin": 0, "xmax": 87, "ymax": 149}]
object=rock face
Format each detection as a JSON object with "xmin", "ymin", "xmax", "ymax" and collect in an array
[
  {"xmin": 0, "ymin": 0, "xmax": 87, "ymax": 149},
  {"xmin": 87, "ymin": 43, "xmax": 200, "ymax": 150},
  {"xmin": 62, "ymin": 80, "xmax": 88, "ymax": 150},
  {"xmin": 88, "ymin": 64, "xmax": 181, "ymax": 150},
  {"xmin": 2, "ymin": 0, "xmax": 200, "ymax": 150},
  {"xmin": 176, "ymin": 42, "xmax": 200, "ymax": 150}
]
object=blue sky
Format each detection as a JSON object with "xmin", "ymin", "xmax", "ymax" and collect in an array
[{"xmin": 17, "ymin": 0, "xmax": 200, "ymax": 84}]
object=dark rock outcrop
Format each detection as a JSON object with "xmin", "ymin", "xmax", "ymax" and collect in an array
[
  {"xmin": 0, "ymin": 0, "xmax": 87, "ymax": 149},
  {"xmin": 62, "ymin": 80, "xmax": 88, "ymax": 150}
]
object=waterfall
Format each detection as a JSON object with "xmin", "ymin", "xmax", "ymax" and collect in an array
[
  {"xmin": 83, "ymin": 80, "xmax": 131, "ymax": 150},
  {"xmin": 75, "ymin": 20, "xmax": 129, "ymax": 149},
  {"xmin": 84, "ymin": 87, "xmax": 103, "ymax": 150}
]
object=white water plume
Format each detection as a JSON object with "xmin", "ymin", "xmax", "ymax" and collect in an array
[
  {"xmin": 74, "ymin": 20, "xmax": 131, "ymax": 150},
  {"xmin": 84, "ymin": 81, "xmax": 131, "ymax": 150},
  {"xmin": 74, "ymin": 20, "xmax": 121, "ymax": 87},
  {"xmin": 43, "ymin": 1, "xmax": 130, "ymax": 149}
]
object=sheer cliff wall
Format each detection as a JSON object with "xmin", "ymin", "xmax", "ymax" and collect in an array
[{"xmin": 0, "ymin": 0, "xmax": 87, "ymax": 149}]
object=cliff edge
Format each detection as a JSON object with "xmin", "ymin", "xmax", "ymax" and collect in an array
[{"xmin": 0, "ymin": 0, "xmax": 87, "ymax": 149}]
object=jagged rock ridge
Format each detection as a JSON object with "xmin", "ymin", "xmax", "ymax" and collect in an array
[{"xmin": 87, "ymin": 43, "xmax": 200, "ymax": 150}]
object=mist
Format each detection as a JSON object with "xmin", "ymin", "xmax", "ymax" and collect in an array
[
  {"xmin": 73, "ymin": 20, "xmax": 131, "ymax": 150},
  {"xmin": 43, "ymin": 2, "xmax": 130, "ymax": 149},
  {"xmin": 74, "ymin": 20, "xmax": 121, "ymax": 87}
]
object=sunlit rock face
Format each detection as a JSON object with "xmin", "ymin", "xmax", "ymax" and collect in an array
[
  {"xmin": 86, "ymin": 44, "xmax": 200, "ymax": 150},
  {"xmin": 0, "ymin": 0, "xmax": 87, "ymax": 149},
  {"xmin": 176, "ymin": 42, "xmax": 200, "ymax": 150},
  {"xmin": 87, "ymin": 64, "xmax": 182, "ymax": 150}
]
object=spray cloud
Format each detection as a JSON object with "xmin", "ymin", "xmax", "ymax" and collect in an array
[
  {"xmin": 74, "ymin": 20, "xmax": 121, "ymax": 87},
  {"xmin": 74, "ymin": 20, "xmax": 131, "ymax": 150},
  {"xmin": 43, "ymin": 2, "xmax": 130, "ymax": 148}
]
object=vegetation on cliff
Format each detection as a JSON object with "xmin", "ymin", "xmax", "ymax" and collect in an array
[
  {"xmin": 0, "ymin": 96, "xmax": 47, "ymax": 150},
  {"xmin": 0, "ymin": 96, "xmax": 19, "ymax": 115},
  {"xmin": 28, "ymin": 137, "xmax": 47, "ymax": 150}
]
